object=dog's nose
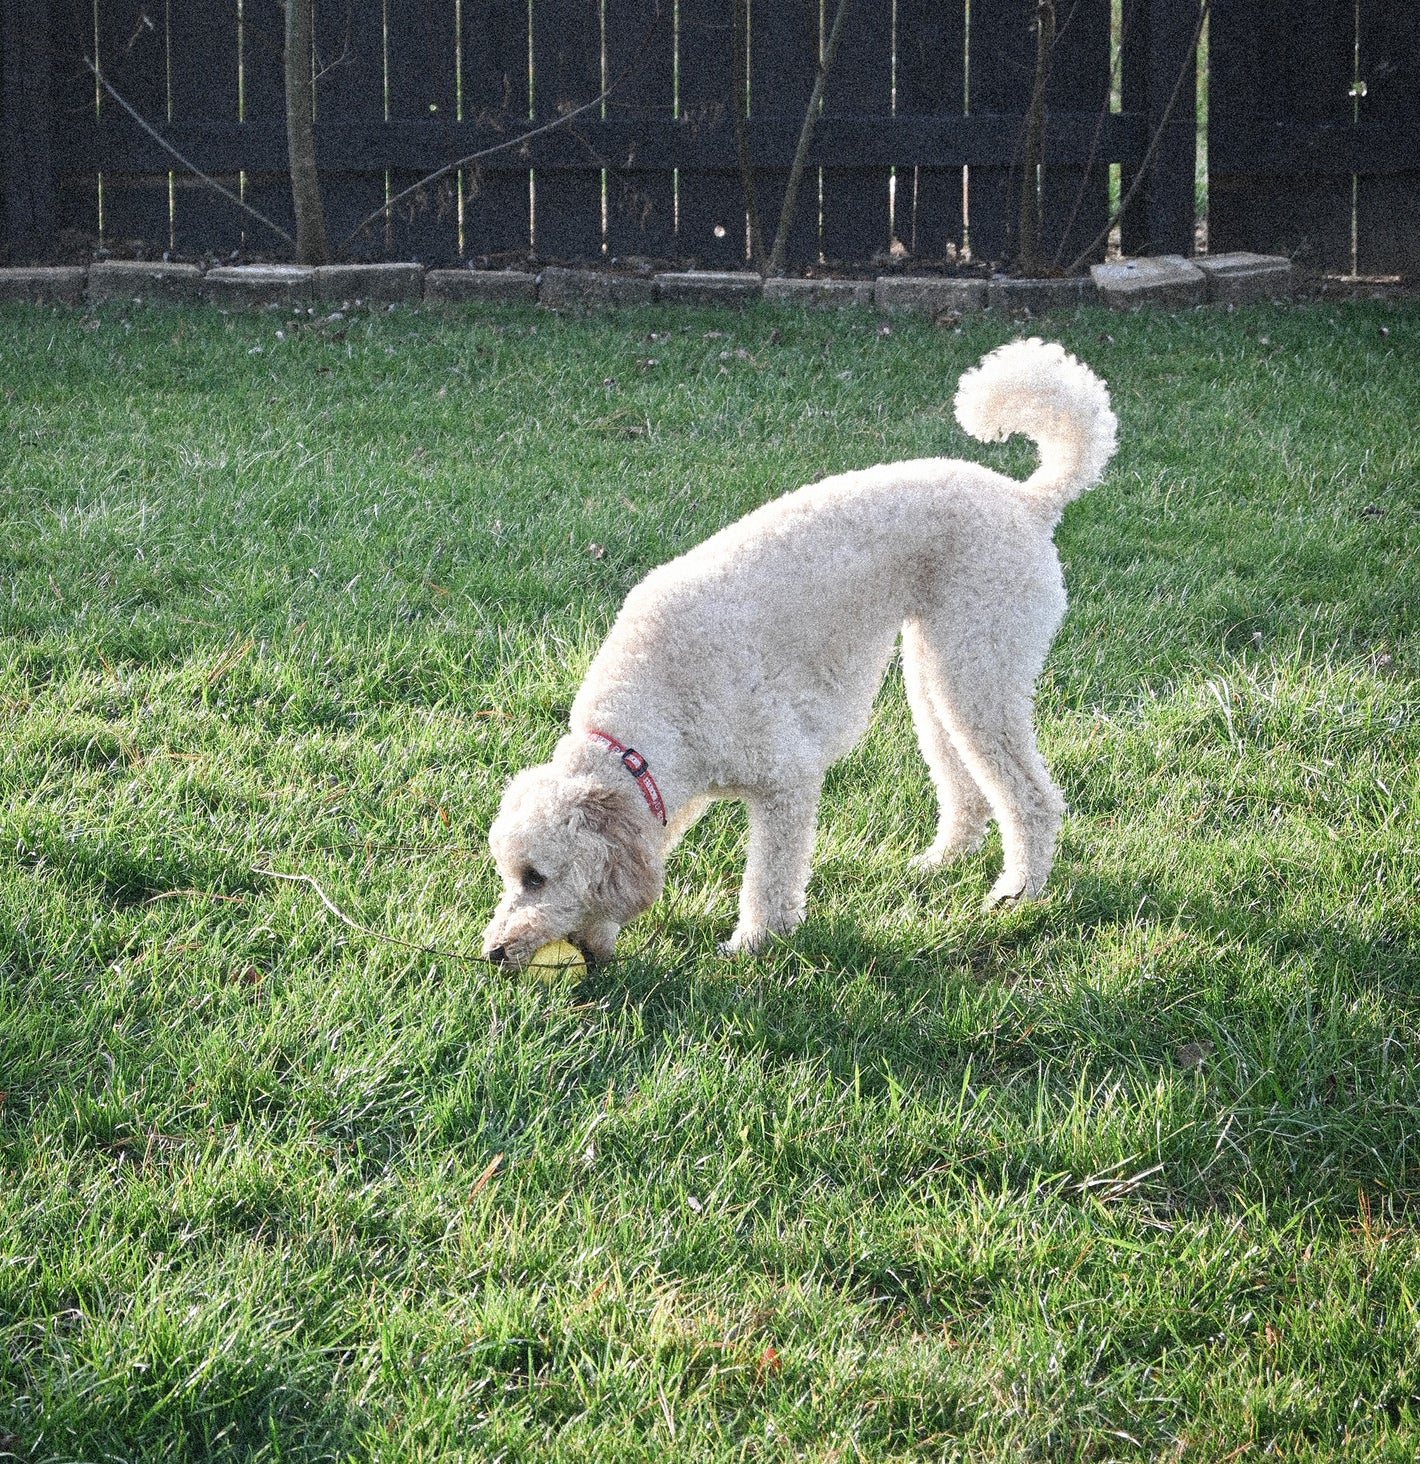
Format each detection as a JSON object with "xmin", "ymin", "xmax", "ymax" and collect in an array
[{"xmin": 486, "ymin": 944, "xmax": 508, "ymax": 966}]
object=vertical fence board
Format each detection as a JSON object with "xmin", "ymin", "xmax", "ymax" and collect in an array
[
  {"xmin": 241, "ymin": 0, "xmax": 297, "ymax": 251},
  {"xmin": 1208, "ymin": 0, "xmax": 1350, "ymax": 270},
  {"xmin": 1043, "ymin": 0, "xmax": 1111, "ymax": 266},
  {"xmin": 3, "ymin": 0, "xmax": 57, "ymax": 260},
  {"xmin": 50, "ymin": 0, "xmax": 98, "ymax": 245},
  {"xmin": 751, "ymin": 0, "xmax": 818, "ymax": 267},
  {"xmin": 169, "ymin": 0, "xmax": 242, "ymax": 258},
  {"xmin": 315, "ymin": 0, "xmax": 386, "ymax": 261},
  {"xmin": 820, "ymin": 0, "xmax": 891, "ymax": 262},
  {"xmin": 967, "ymin": 0, "xmax": 1033, "ymax": 264},
  {"xmin": 604, "ymin": 0, "xmax": 674, "ymax": 260},
  {"xmin": 1121, "ymin": 0, "xmax": 1197, "ymax": 255},
  {"xmin": 530, "ymin": 0, "xmax": 602, "ymax": 259},
  {"xmin": 386, "ymin": 0, "xmax": 461, "ymax": 262},
  {"xmin": 462, "ymin": 0, "xmax": 531, "ymax": 258},
  {"xmin": 677, "ymin": 0, "xmax": 744, "ymax": 266},
  {"xmin": 896, "ymin": 0, "xmax": 965, "ymax": 262},
  {"xmin": 95, "ymin": 0, "xmax": 170, "ymax": 252},
  {"xmin": 1356, "ymin": 2, "xmax": 1420, "ymax": 275}
]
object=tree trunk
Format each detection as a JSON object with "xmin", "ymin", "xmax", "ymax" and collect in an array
[{"xmin": 285, "ymin": 0, "xmax": 329, "ymax": 264}]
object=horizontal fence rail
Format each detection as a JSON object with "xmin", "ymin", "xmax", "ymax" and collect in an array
[{"xmin": 3, "ymin": 0, "xmax": 1416, "ymax": 273}]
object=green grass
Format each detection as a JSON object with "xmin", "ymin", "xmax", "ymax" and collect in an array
[{"xmin": 0, "ymin": 294, "xmax": 1417, "ymax": 1461}]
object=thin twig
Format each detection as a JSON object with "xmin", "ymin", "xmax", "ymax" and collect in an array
[
  {"xmin": 766, "ymin": 0, "xmax": 855, "ymax": 277},
  {"xmin": 254, "ymin": 864, "xmax": 484, "ymax": 963},
  {"xmin": 338, "ymin": 2, "xmax": 668, "ymax": 254},
  {"xmin": 85, "ymin": 57, "xmax": 296, "ymax": 249},
  {"xmin": 732, "ymin": 0, "xmax": 766, "ymax": 272},
  {"xmin": 1051, "ymin": 0, "xmax": 1142, "ymax": 268},
  {"xmin": 1065, "ymin": 0, "xmax": 1210, "ymax": 274}
]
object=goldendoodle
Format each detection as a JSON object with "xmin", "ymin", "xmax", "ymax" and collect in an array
[{"xmin": 482, "ymin": 337, "xmax": 1116, "ymax": 966}]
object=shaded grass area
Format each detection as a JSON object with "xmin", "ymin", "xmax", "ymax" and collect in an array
[{"xmin": 0, "ymin": 296, "xmax": 1417, "ymax": 1460}]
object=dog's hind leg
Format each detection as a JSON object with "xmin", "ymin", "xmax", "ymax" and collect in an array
[
  {"xmin": 722, "ymin": 781, "xmax": 822, "ymax": 954},
  {"xmin": 902, "ymin": 621, "xmax": 992, "ymax": 869},
  {"xmin": 910, "ymin": 619, "xmax": 1065, "ymax": 906}
]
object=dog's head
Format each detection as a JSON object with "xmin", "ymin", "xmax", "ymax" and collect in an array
[{"xmin": 481, "ymin": 761, "xmax": 664, "ymax": 968}]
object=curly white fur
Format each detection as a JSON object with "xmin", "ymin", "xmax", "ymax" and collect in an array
[{"xmin": 482, "ymin": 338, "xmax": 1117, "ymax": 966}]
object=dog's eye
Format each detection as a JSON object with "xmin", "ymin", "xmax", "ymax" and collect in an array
[{"xmin": 521, "ymin": 867, "xmax": 546, "ymax": 891}]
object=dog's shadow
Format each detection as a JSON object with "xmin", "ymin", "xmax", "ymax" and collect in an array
[{"xmin": 575, "ymin": 861, "xmax": 1413, "ymax": 1117}]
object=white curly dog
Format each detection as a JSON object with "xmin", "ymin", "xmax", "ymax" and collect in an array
[{"xmin": 482, "ymin": 338, "xmax": 1117, "ymax": 967}]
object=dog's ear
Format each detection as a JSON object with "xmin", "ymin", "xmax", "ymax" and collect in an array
[{"xmin": 575, "ymin": 782, "xmax": 664, "ymax": 920}]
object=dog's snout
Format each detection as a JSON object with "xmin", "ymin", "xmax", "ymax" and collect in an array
[{"xmin": 486, "ymin": 944, "xmax": 508, "ymax": 966}]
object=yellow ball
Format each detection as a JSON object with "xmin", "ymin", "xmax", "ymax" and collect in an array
[{"xmin": 528, "ymin": 940, "xmax": 587, "ymax": 978}]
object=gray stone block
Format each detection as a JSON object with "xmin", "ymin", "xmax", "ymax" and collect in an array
[
  {"xmin": 538, "ymin": 267, "xmax": 655, "ymax": 309},
  {"xmin": 1194, "ymin": 251, "xmax": 1294, "ymax": 304},
  {"xmin": 426, "ymin": 269, "xmax": 539, "ymax": 305},
  {"xmin": 0, "ymin": 267, "xmax": 87, "ymax": 305},
  {"xmin": 987, "ymin": 274, "xmax": 1098, "ymax": 313},
  {"xmin": 314, "ymin": 262, "xmax": 424, "ymax": 302},
  {"xmin": 87, "ymin": 260, "xmax": 203, "ymax": 305},
  {"xmin": 654, "ymin": 270, "xmax": 763, "ymax": 306},
  {"xmin": 873, "ymin": 276, "xmax": 988, "ymax": 315},
  {"xmin": 762, "ymin": 277, "xmax": 875, "ymax": 308},
  {"xmin": 202, "ymin": 265, "xmax": 315, "ymax": 308},
  {"xmin": 1090, "ymin": 255, "xmax": 1206, "ymax": 309}
]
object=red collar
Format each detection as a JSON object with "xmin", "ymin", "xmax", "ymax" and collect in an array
[{"xmin": 586, "ymin": 729, "xmax": 668, "ymax": 825}]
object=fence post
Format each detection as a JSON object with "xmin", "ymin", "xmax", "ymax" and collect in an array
[
  {"xmin": 2, "ymin": 0, "xmax": 56, "ymax": 261},
  {"xmin": 1121, "ymin": 0, "xmax": 1198, "ymax": 256}
]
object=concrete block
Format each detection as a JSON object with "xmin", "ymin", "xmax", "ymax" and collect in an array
[
  {"xmin": 538, "ymin": 267, "xmax": 655, "ymax": 309},
  {"xmin": 87, "ymin": 260, "xmax": 203, "ymax": 305},
  {"xmin": 1194, "ymin": 251, "xmax": 1294, "ymax": 304},
  {"xmin": 873, "ymin": 276, "xmax": 988, "ymax": 315},
  {"xmin": 202, "ymin": 264, "xmax": 315, "ymax": 309},
  {"xmin": 1090, "ymin": 255, "xmax": 1205, "ymax": 309},
  {"xmin": 426, "ymin": 269, "xmax": 539, "ymax": 305},
  {"xmin": 988, "ymin": 274, "xmax": 1098, "ymax": 313},
  {"xmin": 0, "ymin": 267, "xmax": 87, "ymax": 305},
  {"xmin": 654, "ymin": 270, "xmax": 763, "ymax": 306},
  {"xmin": 314, "ymin": 262, "xmax": 424, "ymax": 303},
  {"xmin": 762, "ymin": 277, "xmax": 875, "ymax": 307}
]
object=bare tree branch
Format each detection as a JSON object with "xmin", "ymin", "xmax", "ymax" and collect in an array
[
  {"xmin": 85, "ymin": 57, "xmax": 296, "ymax": 251},
  {"xmin": 765, "ymin": 0, "xmax": 855, "ymax": 278},
  {"xmin": 338, "ymin": 2, "xmax": 669, "ymax": 255},
  {"xmin": 1065, "ymin": 0, "xmax": 1209, "ymax": 274}
]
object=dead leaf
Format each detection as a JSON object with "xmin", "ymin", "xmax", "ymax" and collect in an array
[
  {"xmin": 1174, "ymin": 1039, "xmax": 1214, "ymax": 1069},
  {"xmin": 467, "ymin": 1152, "xmax": 504, "ymax": 1201}
]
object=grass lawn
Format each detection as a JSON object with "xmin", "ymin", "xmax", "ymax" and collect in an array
[{"xmin": 0, "ymin": 291, "xmax": 1417, "ymax": 1461}]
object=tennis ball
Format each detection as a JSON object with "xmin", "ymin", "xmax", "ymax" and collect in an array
[{"xmin": 528, "ymin": 940, "xmax": 587, "ymax": 978}]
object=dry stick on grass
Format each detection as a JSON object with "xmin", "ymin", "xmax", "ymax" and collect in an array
[
  {"xmin": 1064, "ymin": 0, "xmax": 1211, "ymax": 274},
  {"xmin": 254, "ymin": 865, "xmax": 484, "ymax": 964},
  {"xmin": 764, "ymin": 0, "xmax": 855, "ymax": 279}
]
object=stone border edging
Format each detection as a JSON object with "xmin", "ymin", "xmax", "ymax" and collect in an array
[{"xmin": 0, "ymin": 253, "xmax": 1294, "ymax": 314}]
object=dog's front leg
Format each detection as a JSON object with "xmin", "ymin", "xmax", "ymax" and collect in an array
[{"xmin": 722, "ymin": 783, "xmax": 822, "ymax": 955}]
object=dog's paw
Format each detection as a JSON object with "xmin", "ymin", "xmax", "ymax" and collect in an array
[
  {"xmin": 983, "ymin": 871, "xmax": 1038, "ymax": 909},
  {"xmin": 910, "ymin": 829, "xmax": 987, "ymax": 872},
  {"xmin": 719, "ymin": 925, "xmax": 767, "ymax": 957}
]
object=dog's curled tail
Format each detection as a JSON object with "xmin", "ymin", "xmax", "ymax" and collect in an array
[{"xmin": 954, "ymin": 337, "xmax": 1117, "ymax": 508}]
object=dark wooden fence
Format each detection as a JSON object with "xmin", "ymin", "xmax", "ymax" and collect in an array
[{"xmin": 2, "ymin": 0, "xmax": 1417, "ymax": 274}]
